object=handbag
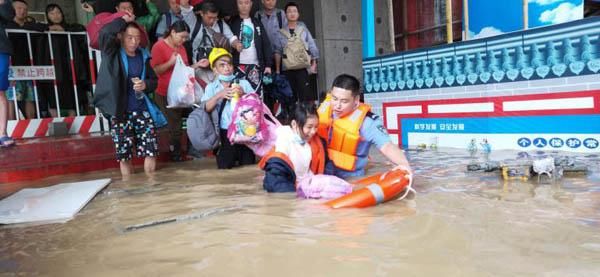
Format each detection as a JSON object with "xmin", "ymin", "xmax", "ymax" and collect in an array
[{"xmin": 144, "ymin": 94, "xmax": 168, "ymax": 128}]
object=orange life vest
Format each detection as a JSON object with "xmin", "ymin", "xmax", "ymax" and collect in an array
[
  {"xmin": 258, "ymin": 135, "xmax": 326, "ymax": 175},
  {"xmin": 317, "ymin": 96, "xmax": 371, "ymax": 171}
]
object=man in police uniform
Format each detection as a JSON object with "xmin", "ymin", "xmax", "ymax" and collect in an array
[{"xmin": 318, "ymin": 74, "xmax": 412, "ymax": 179}]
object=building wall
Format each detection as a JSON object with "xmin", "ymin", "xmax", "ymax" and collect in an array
[
  {"xmin": 314, "ymin": 0, "xmax": 393, "ymax": 93},
  {"xmin": 363, "ymin": 17, "xmax": 600, "ymax": 153}
]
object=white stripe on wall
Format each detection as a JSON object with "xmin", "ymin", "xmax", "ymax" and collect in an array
[
  {"xmin": 503, "ymin": 97, "xmax": 594, "ymax": 111},
  {"xmin": 428, "ymin": 102, "xmax": 494, "ymax": 114},
  {"xmin": 385, "ymin": 106, "xmax": 422, "ymax": 129}
]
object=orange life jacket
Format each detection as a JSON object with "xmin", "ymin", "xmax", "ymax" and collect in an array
[
  {"xmin": 317, "ymin": 96, "xmax": 371, "ymax": 171},
  {"xmin": 258, "ymin": 135, "xmax": 326, "ymax": 175}
]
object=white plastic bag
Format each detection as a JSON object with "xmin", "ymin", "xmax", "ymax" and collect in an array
[{"xmin": 167, "ymin": 55, "xmax": 203, "ymax": 108}]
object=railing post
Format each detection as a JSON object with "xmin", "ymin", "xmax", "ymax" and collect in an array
[
  {"xmin": 46, "ymin": 32, "xmax": 62, "ymax": 118},
  {"xmin": 67, "ymin": 33, "xmax": 81, "ymax": 116},
  {"xmin": 25, "ymin": 32, "xmax": 40, "ymax": 119}
]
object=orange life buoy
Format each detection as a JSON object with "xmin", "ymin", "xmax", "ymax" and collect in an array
[{"xmin": 324, "ymin": 169, "xmax": 412, "ymax": 208}]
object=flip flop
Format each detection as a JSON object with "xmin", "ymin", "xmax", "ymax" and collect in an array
[{"xmin": 0, "ymin": 136, "xmax": 15, "ymax": 148}]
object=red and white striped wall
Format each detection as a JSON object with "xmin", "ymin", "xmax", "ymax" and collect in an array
[{"xmin": 6, "ymin": 116, "xmax": 108, "ymax": 139}]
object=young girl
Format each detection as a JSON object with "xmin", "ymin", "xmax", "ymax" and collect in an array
[{"xmin": 260, "ymin": 103, "xmax": 352, "ymax": 198}]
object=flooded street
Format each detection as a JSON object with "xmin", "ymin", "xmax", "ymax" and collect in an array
[{"xmin": 1, "ymin": 149, "xmax": 600, "ymax": 276}]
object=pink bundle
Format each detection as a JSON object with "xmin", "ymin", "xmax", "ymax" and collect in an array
[{"xmin": 296, "ymin": 174, "xmax": 353, "ymax": 199}]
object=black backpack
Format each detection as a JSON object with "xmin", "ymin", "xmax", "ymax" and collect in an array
[{"xmin": 256, "ymin": 10, "xmax": 283, "ymax": 29}]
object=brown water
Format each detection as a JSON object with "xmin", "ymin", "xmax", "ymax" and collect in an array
[{"xmin": 1, "ymin": 149, "xmax": 600, "ymax": 276}]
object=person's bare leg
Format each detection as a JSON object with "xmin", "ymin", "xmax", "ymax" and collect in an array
[
  {"xmin": 120, "ymin": 160, "xmax": 134, "ymax": 176},
  {"xmin": 0, "ymin": 91, "xmax": 8, "ymax": 136},
  {"xmin": 25, "ymin": 101, "xmax": 36, "ymax": 119},
  {"xmin": 6, "ymin": 98, "xmax": 15, "ymax": 120},
  {"xmin": 144, "ymin": 157, "xmax": 156, "ymax": 174}
]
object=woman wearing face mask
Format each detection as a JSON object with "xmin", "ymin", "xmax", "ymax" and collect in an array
[
  {"xmin": 151, "ymin": 20, "xmax": 204, "ymax": 162},
  {"xmin": 201, "ymin": 48, "xmax": 256, "ymax": 169}
]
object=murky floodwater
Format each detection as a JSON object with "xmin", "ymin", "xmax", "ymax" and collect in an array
[{"xmin": 1, "ymin": 149, "xmax": 600, "ymax": 276}]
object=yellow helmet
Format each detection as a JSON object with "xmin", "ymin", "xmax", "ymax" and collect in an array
[{"xmin": 208, "ymin": 48, "xmax": 232, "ymax": 69}]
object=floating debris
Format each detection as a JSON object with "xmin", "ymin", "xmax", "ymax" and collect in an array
[
  {"xmin": 467, "ymin": 153, "xmax": 589, "ymax": 182},
  {"xmin": 501, "ymin": 165, "xmax": 531, "ymax": 181},
  {"xmin": 532, "ymin": 157, "xmax": 555, "ymax": 182},
  {"xmin": 466, "ymin": 161, "xmax": 501, "ymax": 172},
  {"xmin": 123, "ymin": 205, "xmax": 245, "ymax": 232}
]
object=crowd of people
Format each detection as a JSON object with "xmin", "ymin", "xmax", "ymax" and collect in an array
[{"xmin": 0, "ymin": 0, "xmax": 412, "ymax": 191}]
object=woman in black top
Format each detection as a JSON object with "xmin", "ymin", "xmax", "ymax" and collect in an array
[{"xmin": 37, "ymin": 4, "xmax": 91, "ymax": 117}]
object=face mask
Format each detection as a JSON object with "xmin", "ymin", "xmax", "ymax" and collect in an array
[
  {"xmin": 218, "ymin": 74, "xmax": 235, "ymax": 82},
  {"xmin": 291, "ymin": 123, "xmax": 306, "ymax": 145},
  {"xmin": 293, "ymin": 133, "xmax": 306, "ymax": 145}
]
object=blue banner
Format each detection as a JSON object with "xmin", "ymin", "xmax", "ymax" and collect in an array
[{"xmin": 401, "ymin": 115, "xmax": 600, "ymax": 134}]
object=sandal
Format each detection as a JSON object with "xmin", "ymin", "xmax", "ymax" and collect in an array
[{"xmin": 0, "ymin": 136, "xmax": 15, "ymax": 148}]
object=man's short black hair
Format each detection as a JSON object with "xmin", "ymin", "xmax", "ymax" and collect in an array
[
  {"xmin": 332, "ymin": 74, "xmax": 361, "ymax": 97},
  {"xmin": 284, "ymin": 2, "xmax": 299, "ymax": 13},
  {"xmin": 13, "ymin": 0, "xmax": 28, "ymax": 5},
  {"xmin": 200, "ymin": 0, "xmax": 219, "ymax": 14}
]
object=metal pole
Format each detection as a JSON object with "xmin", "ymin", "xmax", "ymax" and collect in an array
[
  {"xmin": 47, "ymin": 32, "xmax": 62, "ymax": 118},
  {"xmin": 523, "ymin": 0, "xmax": 528, "ymax": 30},
  {"xmin": 87, "ymin": 37, "xmax": 105, "ymax": 132},
  {"xmin": 402, "ymin": 0, "xmax": 408, "ymax": 50},
  {"xmin": 463, "ymin": 0, "xmax": 469, "ymax": 40},
  {"xmin": 362, "ymin": 0, "xmax": 376, "ymax": 58},
  {"xmin": 67, "ymin": 33, "xmax": 81, "ymax": 116},
  {"xmin": 446, "ymin": 0, "xmax": 453, "ymax": 43},
  {"xmin": 86, "ymin": 34, "xmax": 97, "ymax": 112},
  {"xmin": 387, "ymin": 0, "xmax": 396, "ymax": 51},
  {"xmin": 26, "ymin": 32, "xmax": 40, "ymax": 118}
]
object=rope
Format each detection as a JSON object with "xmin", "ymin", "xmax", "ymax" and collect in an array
[{"xmin": 397, "ymin": 172, "xmax": 415, "ymax": 200}]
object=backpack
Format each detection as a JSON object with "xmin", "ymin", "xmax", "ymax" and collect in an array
[
  {"xmin": 227, "ymin": 92, "xmax": 280, "ymax": 156},
  {"xmin": 193, "ymin": 19, "xmax": 230, "ymax": 62},
  {"xmin": 186, "ymin": 101, "xmax": 226, "ymax": 151},
  {"xmin": 86, "ymin": 12, "xmax": 127, "ymax": 50},
  {"xmin": 279, "ymin": 27, "xmax": 311, "ymax": 70},
  {"xmin": 256, "ymin": 10, "xmax": 283, "ymax": 29}
]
